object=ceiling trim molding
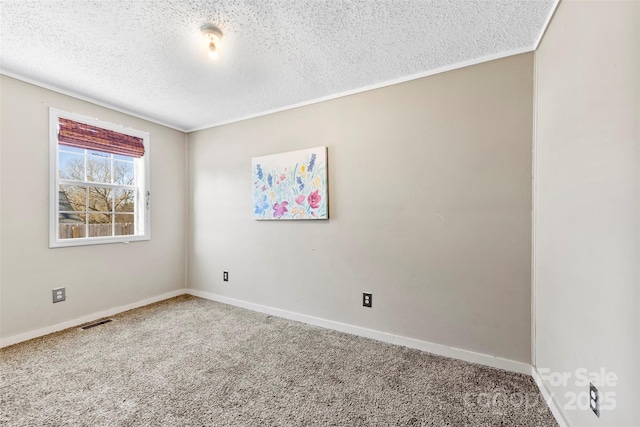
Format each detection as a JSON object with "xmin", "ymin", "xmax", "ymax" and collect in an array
[
  {"xmin": 0, "ymin": 70, "xmax": 187, "ymax": 132},
  {"xmin": 533, "ymin": 0, "xmax": 561, "ymax": 50},
  {"xmin": 187, "ymin": 46, "xmax": 535, "ymax": 133},
  {"xmin": 2, "ymin": 41, "xmax": 543, "ymax": 135}
]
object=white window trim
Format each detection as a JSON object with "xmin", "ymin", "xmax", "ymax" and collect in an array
[{"xmin": 49, "ymin": 108, "xmax": 151, "ymax": 248}]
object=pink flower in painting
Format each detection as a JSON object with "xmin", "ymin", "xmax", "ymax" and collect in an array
[
  {"xmin": 307, "ymin": 190, "xmax": 321, "ymax": 209},
  {"xmin": 261, "ymin": 186, "xmax": 267, "ymax": 192},
  {"xmin": 295, "ymin": 194, "xmax": 305, "ymax": 205},
  {"xmin": 273, "ymin": 201, "xmax": 289, "ymax": 218}
]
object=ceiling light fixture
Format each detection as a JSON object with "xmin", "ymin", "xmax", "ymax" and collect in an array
[{"xmin": 201, "ymin": 26, "xmax": 223, "ymax": 60}]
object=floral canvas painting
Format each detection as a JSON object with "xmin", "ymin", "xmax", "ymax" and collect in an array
[{"xmin": 252, "ymin": 147, "xmax": 328, "ymax": 220}]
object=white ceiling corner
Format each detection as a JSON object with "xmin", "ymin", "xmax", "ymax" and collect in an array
[{"xmin": 0, "ymin": 0, "xmax": 558, "ymax": 132}]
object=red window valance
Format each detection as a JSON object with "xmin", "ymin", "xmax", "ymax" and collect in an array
[{"xmin": 58, "ymin": 118, "xmax": 145, "ymax": 158}]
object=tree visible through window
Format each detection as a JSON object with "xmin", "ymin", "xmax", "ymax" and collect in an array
[{"xmin": 50, "ymin": 109, "xmax": 150, "ymax": 247}]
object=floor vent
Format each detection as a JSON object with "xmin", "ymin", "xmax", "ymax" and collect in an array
[{"xmin": 80, "ymin": 319, "xmax": 113, "ymax": 330}]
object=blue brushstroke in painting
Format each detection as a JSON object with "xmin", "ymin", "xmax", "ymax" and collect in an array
[
  {"xmin": 308, "ymin": 153, "xmax": 316, "ymax": 172},
  {"xmin": 254, "ymin": 194, "xmax": 270, "ymax": 216}
]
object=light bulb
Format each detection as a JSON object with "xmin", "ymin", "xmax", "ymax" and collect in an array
[
  {"xmin": 201, "ymin": 26, "xmax": 223, "ymax": 61},
  {"xmin": 208, "ymin": 41, "xmax": 218, "ymax": 60}
]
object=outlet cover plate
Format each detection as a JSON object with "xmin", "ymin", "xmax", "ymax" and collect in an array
[
  {"xmin": 363, "ymin": 292, "xmax": 372, "ymax": 308},
  {"xmin": 52, "ymin": 287, "xmax": 66, "ymax": 303},
  {"xmin": 590, "ymin": 383, "xmax": 600, "ymax": 417}
]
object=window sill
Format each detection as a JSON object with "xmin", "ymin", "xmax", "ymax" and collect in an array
[{"xmin": 49, "ymin": 234, "xmax": 150, "ymax": 249}]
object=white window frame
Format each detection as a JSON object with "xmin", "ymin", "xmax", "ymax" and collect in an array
[{"xmin": 49, "ymin": 108, "xmax": 150, "ymax": 248}]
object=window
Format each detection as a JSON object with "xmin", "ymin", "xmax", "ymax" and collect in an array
[{"xmin": 49, "ymin": 109, "xmax": 150, "ymax": 247}]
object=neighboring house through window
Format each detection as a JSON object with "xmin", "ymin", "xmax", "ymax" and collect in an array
[{"xmin": 49, "ymin": 109, "xmax": 150, "ymax": 247}]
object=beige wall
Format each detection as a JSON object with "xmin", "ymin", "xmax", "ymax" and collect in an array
[
  {"xmin": 0, "ymin": 76, "xmax": 187, "ymax": 339},
  {"xmin": 534, "ymin": 1, "xmax": 640, "ymax": 426},
  {"xmin": 188, "ymin": 53, "xmax": 534, "ymax": 363}
]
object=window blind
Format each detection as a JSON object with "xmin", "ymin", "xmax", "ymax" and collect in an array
[{"xmin": 58, "ymin": 118, "xmax": 145, "ymax": 158}]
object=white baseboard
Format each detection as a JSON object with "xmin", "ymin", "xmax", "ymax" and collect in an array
[
  {"xmin": 4, "ymin": 287, "xmax": 564, "ymax": 422},
  {"xmin": 0, "ymin": 289, "xmax": 187, "ymax": 348},
  {"xmin": 3, "ymin": 287, "xmax": 533, "ymax": 376},
  {"xmin": 186, "ymin": 289, "xmax": 531, "ymax": 375},
  {"xmin": 532, "ymin": 366, "xmax": 571, "ymax": 427}
]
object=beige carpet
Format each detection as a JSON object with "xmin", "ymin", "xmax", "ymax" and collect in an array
[{"xmin": 0, "ymin": 295, "xmax": 557, "ymax": 426}]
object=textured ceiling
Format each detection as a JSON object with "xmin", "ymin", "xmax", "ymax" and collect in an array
[{"xmin": 0, "ymin": 0, "xmax": 556, "ymax": 132}]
